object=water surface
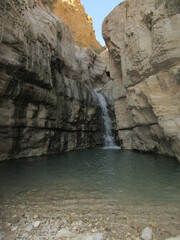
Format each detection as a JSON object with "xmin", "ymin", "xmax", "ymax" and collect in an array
[{"xmin": 0, "ymin": 149, "xmax": 180, "ymax": 239}]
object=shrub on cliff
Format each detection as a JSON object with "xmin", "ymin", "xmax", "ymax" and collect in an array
[
  {"xmin": 43, "ymin": 0, "xmax": 57, "ymax": 10},
  {"xmin": 155, "ymin": 0, "xmax": 180, "ymax": 15}
]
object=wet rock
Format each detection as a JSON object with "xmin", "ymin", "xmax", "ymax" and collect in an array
[{"xmin": 141, "ymin": 227, "xmax": 153, "ymax": 240}]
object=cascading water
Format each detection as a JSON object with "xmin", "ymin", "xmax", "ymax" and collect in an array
[{"xmin": 95, "ymin": 91, "xmax": 117, "ymax": 147}]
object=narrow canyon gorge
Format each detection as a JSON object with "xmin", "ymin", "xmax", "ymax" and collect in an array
[
  {"xmin": 0, "ymin": 0, "xmax": 180, "ymax": 161},
  {"xmin": 0, "ymin": 1, "xmax": 180, "ymax": 240}
]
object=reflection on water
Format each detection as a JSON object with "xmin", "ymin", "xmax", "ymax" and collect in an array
[{"xmin": 0, "ymin": 148, "xmax": 180, "ymax": 206}]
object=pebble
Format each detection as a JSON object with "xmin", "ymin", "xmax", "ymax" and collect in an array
[
  {"xmin": 125, "ymin": 232, "xmax": 132, "ymax": 238},
  {"xmin": 74, "ymin": 233, "xmax": 104, "ymax": 240},
  {"xmin": 21, "ymin": 233, "xmax": 29, "ymax": 238},
  {"xmin": 11, "ymin": 226, "xmax": 18, "ymax": 232},
  {"xmin": 141, "ymin": 227, "xmax": 153, "ymax": 240},
  {"xmin": 82, "ymin": 236, "xmax": 94, "ymax": 240},
  {"xmin": 55, "ymin": 229, "xmax": 75, "ymax": 238},
  {"xmin": 25, "ymin": 224, "xmax": 33, "ymax": 232},
  {"xmin": 149, "ymin": 221, "xmax": 157, "ymax": 229},
  {"xmin": 33, "ymin": 221, "xmax": 40, "ymax": 228},
  {"xmin": 93, "ymin": 233, "xmax": 103, "ymax": 240},
  {"xmin": 0, "ymin": 232, "xmax": 5, "ymax": 240}
]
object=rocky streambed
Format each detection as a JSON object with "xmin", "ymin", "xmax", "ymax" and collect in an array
[
  {"xmin": 0, "ymin": 193, "xmax": 180, "ymax": 240},
  {"xmin": 0, "ymin": 149, "xmax": 180, "ymax": 240}
]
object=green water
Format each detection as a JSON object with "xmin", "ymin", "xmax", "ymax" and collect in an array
[
  {"xmin": 0, "ymin": 148, "xmax": 180, "ymax": 206},
  {"xmin": 0, "ymin": 148, "xmax": 180, "ymax": 239}
]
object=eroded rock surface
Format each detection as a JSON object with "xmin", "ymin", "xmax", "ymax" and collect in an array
[
  {"xmin": 53, "ymin": 0, "xmax": 102, "ymax": 51},
  {"xmin": 0, "ymin": 0, "xmax": 109, "ymax": 161},
  {"xmin": 102, "ymin": 0, "xmax": 180, "ymax": 160}
]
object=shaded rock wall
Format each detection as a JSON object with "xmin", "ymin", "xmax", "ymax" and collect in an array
[
  {"xmin": 53, "ymin": 0, "xmax": 102, "ymax": 51},
  {"xmin": 102, "ymin": 0, "xmax": 180, "ymax": 160},
  {"xmin": 0, "ymin": 0, "xmax": 108, "ymax": 161}
]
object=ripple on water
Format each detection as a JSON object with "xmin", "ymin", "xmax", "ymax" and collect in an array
[{"xmin": 0, "ymin": 148, "xmax": 180, "ymax": 239}]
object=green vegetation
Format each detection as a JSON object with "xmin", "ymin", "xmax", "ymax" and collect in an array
[
  {"xmin": 93, "ymin": 46, "xmax": 105, "ymax": 55},
  {"xmin": 142, "ymin": 11, "xmax": 153, "ymax": 31},
  {"xmin": 155, "ymin": 0, "xmax": 180, "ymax": 14},
  {"xmin": 75, "ymin": 41, "xmax": 104, "ymax": 55},
  {"xmin": 44, "ymin": 0, "xmax": 57, "ymax": 10}
]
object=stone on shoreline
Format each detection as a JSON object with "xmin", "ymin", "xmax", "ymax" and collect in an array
[
  {"xmin": 33, "ymin": 221, "xmax": 41, "ymax": 228},
  {"xmin": 141, "ymin": 227, "xmax": 153, "ymax": 240},
  {"xmin": 0, "ymin": 232, "xmax": 5, "ymax": 240},
  {"xmin": 165, "ymin": 238, "xmax": 180, "ymax": 240},
  {"xmin": 55, "ymin": 229, "xmax": 75, "ymax": 238},
  {"xmin": 24, "ymin": 224, "xmax": 33, "ymax": 232}
]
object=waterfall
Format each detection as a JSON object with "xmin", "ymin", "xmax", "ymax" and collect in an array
[{"xmin": 95, "ymin": 91, "xmax": 116, "ymax": 147}]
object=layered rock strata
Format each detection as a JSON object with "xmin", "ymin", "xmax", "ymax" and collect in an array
[
  {"xmin": 103, "ymin": 0, "xmax": 180, "ymax": 160},
  {"xmin": 53, "ymin": 0, "xmax": 102, "ymax": 51},
  {"xmin": 0, "ymin": 0, "xmax": 109, "ymax": 161}
]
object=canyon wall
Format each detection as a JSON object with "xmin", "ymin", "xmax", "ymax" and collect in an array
[
  {"xmin": 103, "ymin": 0, "xmax": 180, "ymax": 160},
  {"xmin": 0, "ymin": 0, "xmax": 109, "ymax": 161},
  {"xmin": 53, "ymin": 0, "xmax": 102, "ymax": 51}
]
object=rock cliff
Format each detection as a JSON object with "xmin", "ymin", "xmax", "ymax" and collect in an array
[
  {"xmin": 103, "ymin": 0, "xmax": 180, "ymax": 160},
  {"xmin": 53, "ymin": 0, "xmax": 102, "ymax": 51},
  {"xmin": 0, "ymin": 0, "xmax": 109, "ymax": 161}
]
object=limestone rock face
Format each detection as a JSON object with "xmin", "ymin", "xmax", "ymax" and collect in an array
[
  {"xmin": 102, "ymin": 0, "xmax": 180, "ymax": 160},
  {"xmin": 0, "ymin": 0, "xmax": 108, "ymax": 161},
  {"xmin": 52, "ymin": 0, "xmax": 102, "ymax": 51}
]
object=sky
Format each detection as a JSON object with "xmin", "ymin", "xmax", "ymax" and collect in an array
[{"xmin": 81, "ymin": 0, "xmax": 123, "ymax": 46}]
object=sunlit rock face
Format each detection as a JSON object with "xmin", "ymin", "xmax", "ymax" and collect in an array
[
  {"xmin": 0, "ymin": 0, "xmax": 109, "ymax": 161},
  {"xmin": 52, "ymin": 0, "xmax": 102, "ymax": 51},
  {"xmin": 102, "ymin": 0, "xmax": 180, "ymax": 160}
]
